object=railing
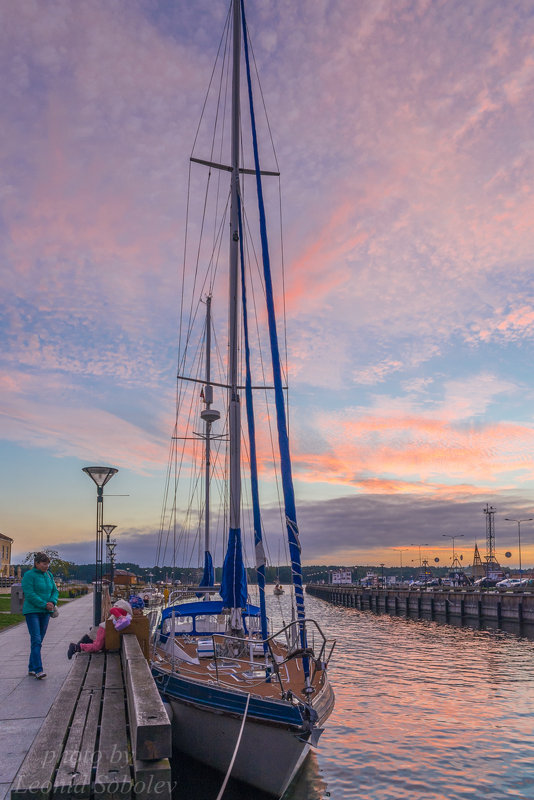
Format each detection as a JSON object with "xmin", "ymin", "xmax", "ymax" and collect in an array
[{"xmin": 206, "ymin": 618, "xmax": 336, "ymax": 699}]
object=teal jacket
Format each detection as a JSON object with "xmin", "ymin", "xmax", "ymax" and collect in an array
[{"xmin": 21, "ymin": 568, "xmax": 59, "ymax": 614}]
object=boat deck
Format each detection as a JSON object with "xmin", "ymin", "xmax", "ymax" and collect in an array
[{"xmin": 153, "ymin": 638, "xmax": 327, "ymax": 704}]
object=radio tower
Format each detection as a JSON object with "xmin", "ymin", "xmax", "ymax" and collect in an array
[{"xmin": 483, "ymin": 504, "xmax": 497, "ymax": 570}]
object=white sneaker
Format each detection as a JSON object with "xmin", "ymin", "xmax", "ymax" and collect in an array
[{"xmin": 34, "ymin": 671, "xmax": 47, "ymax": 679}]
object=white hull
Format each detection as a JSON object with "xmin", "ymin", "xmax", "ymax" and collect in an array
[{"xmin": 168, "ymin": 696, "xmax": 310, "ymax": 797}]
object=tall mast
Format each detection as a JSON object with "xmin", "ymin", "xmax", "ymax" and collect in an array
[
  {"xmin": 200, "ymin": 295, "xmax": 219, "ymax": 591},
  {"xmin": 228, "ymin": 0, "xmax": 241, "ymax": 534}
]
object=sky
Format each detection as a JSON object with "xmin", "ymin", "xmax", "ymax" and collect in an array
[{"xmin": 2, "ymin": 0, "xmax": 534, "ymax": 571}]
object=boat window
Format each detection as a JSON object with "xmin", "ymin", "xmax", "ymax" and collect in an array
[
  {"xmin": 194, "ymin": 614, "xmax": 220, "ymax": 632},
  {"xmin": 162, "ymin": 615, "xmax": 194, "ymax": 634}
]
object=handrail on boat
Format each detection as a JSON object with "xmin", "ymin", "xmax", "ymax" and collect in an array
[{"xmin": 207, "ymin": 617, "xmax": 336, "ymax": 699}]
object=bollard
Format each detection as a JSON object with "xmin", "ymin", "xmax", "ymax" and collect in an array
[{"xmin": 11, "ymin": 583, "xmax": 23, "ymax": 613}]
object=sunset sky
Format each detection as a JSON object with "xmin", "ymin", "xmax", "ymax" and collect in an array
[{"xmin": 2, "ymin": 0, "xmax": 534, "ymax": 571}]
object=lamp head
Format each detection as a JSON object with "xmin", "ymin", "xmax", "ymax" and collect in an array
[
  {"xmin": 102, "ymin": 524, "xmax": 117, "ymax": 536},
  {"xmin": 83, "ymin": 466, "xmax": 118, "ymax": 488}
]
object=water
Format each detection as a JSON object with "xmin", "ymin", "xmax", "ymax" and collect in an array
[{"xmin": 171, "ymin": 589, "xmax": 534, "ymax": 800}]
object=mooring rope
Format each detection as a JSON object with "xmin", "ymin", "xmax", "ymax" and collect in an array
[{"xmin": 215, "ymin": 692, "xmax": 251, "ymax": 800}]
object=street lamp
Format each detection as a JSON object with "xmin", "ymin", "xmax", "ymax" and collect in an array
[
  {"xmin": 410, "ymin": 543, "xmax": 429, "ymax": 569},
  {"xmin": 83, "ymin": 466, "xmax": 118, "ymax": 625},
  {"xmin": 393, "ymin": 548, "xmax": 409, "ymax": 582},
  {"xmin": 102, "ymin": 524, "xmax": 117, "ymax": 592},
  {"xmin": 442, "ymin": 534, "xmax": 464, "ymax": 568},
  {"xmin": 504, "ymin": 518, "xmax": 533, "ymax": 581}
]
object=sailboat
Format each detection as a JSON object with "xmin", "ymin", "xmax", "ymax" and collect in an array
[
  {"xmin": 151, "ymin": 1, "xmax": 335, "ymax": 796},
  {"xmin": 274, "ymin": 543, "xmax": 285, "ymax": 596}
]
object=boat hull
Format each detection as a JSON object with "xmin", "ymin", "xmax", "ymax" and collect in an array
[
  {"xmin": 154, "ymin": 667, "xmax": 334, "ymax": 797},
  {"xmin": 169, "ymin": 696, "xmax": 310, "ymax": 796}
]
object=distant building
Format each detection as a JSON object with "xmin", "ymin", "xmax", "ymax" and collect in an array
[
  {"xmin": 471, "ymin": 543, "xmax": 486, "ymax": 579},
  {"xmin": 112, "ymin": 569, "xmax": 138, "ymax": 586},
  {"xmin": 331, "ymin": 569, "xmax": 353, "ymax": 585},
  {"xmin": 0, "ymin": 533, "xmax": 13, "ymax": 577}
]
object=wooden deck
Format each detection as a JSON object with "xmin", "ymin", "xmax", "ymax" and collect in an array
[{"xmin": 153, "ymin": 637, "xmax": 328, "ymax": 704}]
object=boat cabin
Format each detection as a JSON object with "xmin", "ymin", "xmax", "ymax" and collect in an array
[{"xmin": 159, "ymin": 600, "xmax": 263, "ymax": 641}]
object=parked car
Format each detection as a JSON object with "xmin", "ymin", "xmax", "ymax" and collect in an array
[
  {"xmin": 495, "ymin": 578, "xmax": 528, "ymax": 589},
  {"xmin": 473, "ymin": 577, "xmax": 499, "ymax": 588}
]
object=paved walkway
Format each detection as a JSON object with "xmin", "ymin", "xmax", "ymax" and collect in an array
[{"xmin": 0, "ymin": 593, "xmax": 94, "ymax": 800}]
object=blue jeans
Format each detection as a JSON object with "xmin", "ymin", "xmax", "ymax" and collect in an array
[{"xmin": 25, "ymin": 612, "xmax": 50, "ymax": 673}]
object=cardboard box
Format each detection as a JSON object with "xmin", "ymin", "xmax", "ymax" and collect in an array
[{"xmin": 105, "ymin": 615, "xmax": 150, "ymax": 659}]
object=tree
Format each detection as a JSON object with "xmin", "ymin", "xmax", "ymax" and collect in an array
[{"xmin": 23, "ymin": 548, "xmax": 75, "ymax": 580}]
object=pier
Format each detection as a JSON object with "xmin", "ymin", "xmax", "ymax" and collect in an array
[
  {"xmin": 0, "ymin": 592, "xmax": 171, "ymax": 800},
  {"xmin": 306, "ymin": 583, "xmax": 534, "ymax": 628}
]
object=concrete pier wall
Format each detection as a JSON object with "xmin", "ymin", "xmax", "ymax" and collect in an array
[{"xmin": 306, "ymin": 584, "xmax": 534, "ymax": 627}]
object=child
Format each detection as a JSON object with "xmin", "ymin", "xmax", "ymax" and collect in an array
[{"xmin": 67, "ymin": 598, "xmax": 133, "ymax": 658}]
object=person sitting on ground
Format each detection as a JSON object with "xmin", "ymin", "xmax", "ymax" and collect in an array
[{"xmin": 67, "ymin": 598, "xmax": 132, "ymax": 659}]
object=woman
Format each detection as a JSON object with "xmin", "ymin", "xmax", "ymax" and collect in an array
[{"xmin": 21, "ymin": 552, "xmax": 59, "ymax": 679}]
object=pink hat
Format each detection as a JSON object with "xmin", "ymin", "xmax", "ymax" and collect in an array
[{"xmin": 109, "ymin": 607, "xmax": 128, "ymax": 619}]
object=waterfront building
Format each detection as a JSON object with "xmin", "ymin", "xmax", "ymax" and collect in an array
[
  {"xmin": 0, "ymin": 532, "xmax": 13, "ymax": 577},
  {"xmin": 331, "ymin": 569, "xmax": 353, "ymax": 585},
  {"xmin": 112, "ymin": 568, "xmax": 138, "ymax": 586}
]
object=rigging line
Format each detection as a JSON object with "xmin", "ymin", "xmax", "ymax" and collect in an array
[
  {"xmin": 208, "ymin": 10, "xmax": 231, "ymax": 166},
  {"xmin": 178, "ymin": 338, "xmax": 210, "ymax": 566},
  {"xmin": 180, "ymin": 189, "xmax": 231, "ymax": 364},
  {"xmin": 212, "ymin": 13, "xmax": 232, "ymax": 272},
  {"xmin": 167, "ymin": 333, "xmax": 208, "ymax": 568},
  {"xmin": 242, "ymin": 25, "xmax": 289, "ymax": 398},
  {"xmin": 242, "ymin": 210, "xmax": 286, "ymax": 560},
  {"xmin": 190, "ymin": 2, "xmax": 232, "ymax": 156},
  {"xmin": 177, "ymin": 158, "xmax": 193, "ymax": 411},
  {"xmin": 245, "ymin": 20, "xmax": 280, "ymax": 174}
]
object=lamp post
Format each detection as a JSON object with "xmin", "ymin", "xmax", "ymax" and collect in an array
[
  {"xmin": 410, "ymin": 543, "xmax": 429, "ymax": 570},
  {"xmin": 102, "ymin": 524, "xmax": 117, "ymax": 594},
  {"xmin": 83, "ymin": 466, "xmax": 118, "ymax": 626},
  {"xmin": 504, "ymin": 518, "xmax": 533, "ymax": 581},
  {"xmin": 393, "ymin": 548, "xmax": 409, "ymax": 583},
  {"xmin": 442, "ymin": 534, "xmax": 464, "ymax": 569},
  {"xmin": 107, "ymin": 537, "xmax": 117, "ymax": 595}
]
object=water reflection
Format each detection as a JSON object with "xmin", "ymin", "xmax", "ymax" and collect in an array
[
  {"xmin": 171, "ymin": 590, "xmax": 534, "ymax": 800},
  {"xmin": 170, "ymin": 747, "xmax": 328, "ymax": 800}
]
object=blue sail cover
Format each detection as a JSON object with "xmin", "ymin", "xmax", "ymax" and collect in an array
[
  {"xmin": 241, "ymin": 0, "xmax": 310, "ymax": 680},
  {"xmin": 240, "ymin": 0, "xmax": 305, "ymax": 619},
  {"xmin": 238, "ymin": 195, "xmax": 268, "ymax": 646},
  {"xmin": 199, "ymin": 550, "xmax": 214, "ymax": 588},
  {"xmin": 220, "ymin": 527, "xmax": 248, "ymax": 609}
]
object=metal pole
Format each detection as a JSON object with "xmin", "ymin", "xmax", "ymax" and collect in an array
[
  {"xmin": 228, "ymin": 0, "xmax": 242, "ymax": 533},
  {"xmin": 205, "ymin": 296, "xmax": 212, "ymax": 556},
  {"xmin": 518, "ymin": 521, "xmax": 522, "ymax": 580},
  {"xmin": 95, "ymin": 486, "xmax": 104, "ymax": 626}
]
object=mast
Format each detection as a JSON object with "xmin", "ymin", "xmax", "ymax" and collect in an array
[
  {"xmin": 220, "ymin": 0, "xmax": 248, "ymax": 624},
  {"xmin": 200, "ymin": 295, "xmax": 219, "ymax": 591},
  {"xmin": 228, "ymin": 0, "xmax": 241, "ymax": 534}
]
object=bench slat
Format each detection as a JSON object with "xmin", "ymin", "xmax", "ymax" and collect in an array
[
  {"xmin": 11, "ymin": 657, "xmax": 89, "ymax": 800},
  {"xmin": 83, "ymin": 653, "xmax": 105, "ymax": 689},
  {"xmin": 105, "ymin": 653, "xmax": 123, "ymax": 690},
  {"xmin": 52, "ymin": 688, "xmax": 101, "ymax": 799},
  {"xmin": 94, "ymin": 688, "xmax": 132, "ymax": 800}
]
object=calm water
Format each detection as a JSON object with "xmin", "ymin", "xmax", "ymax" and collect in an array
[{"xmin": 172, "ymin": 589, "xmax": 534, "ymax": 800}]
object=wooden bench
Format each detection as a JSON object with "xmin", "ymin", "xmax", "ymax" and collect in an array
[{"xmin": 11, "ymin": 639, "xmax": 172, "ymax": 800}]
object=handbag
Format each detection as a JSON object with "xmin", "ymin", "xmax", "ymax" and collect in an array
[{"xmin": 51, "ymin": 605, "xmax": 59, "ymax": 618}]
